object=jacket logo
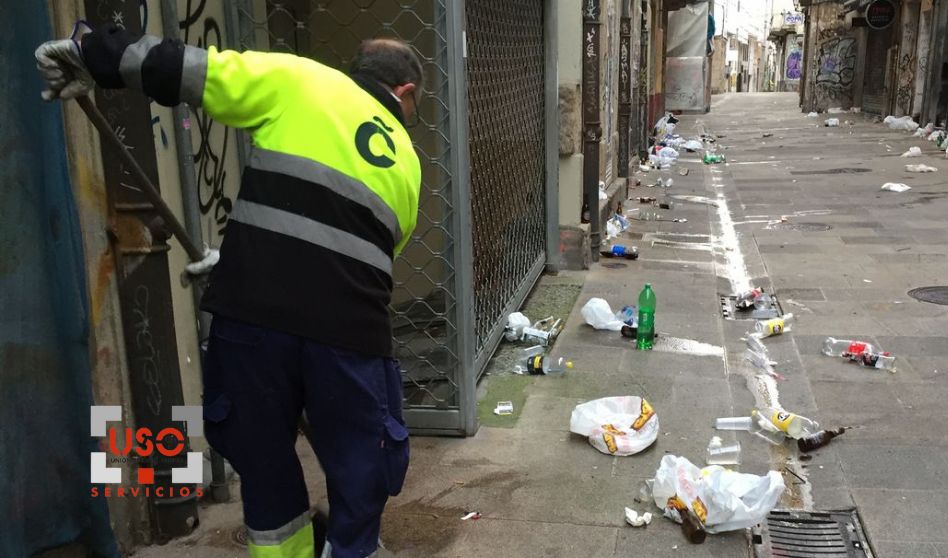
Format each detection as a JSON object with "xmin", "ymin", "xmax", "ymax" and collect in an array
[{"xmin": 355, "ymin": 117, "xmax": 396, "ymax": 168}]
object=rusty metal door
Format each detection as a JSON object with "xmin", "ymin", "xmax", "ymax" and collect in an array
[{"xmin": 863, "ymin": 26, "xmax": 895, "ymax": 114}]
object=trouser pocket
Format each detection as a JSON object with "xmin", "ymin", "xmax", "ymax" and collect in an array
[{"xmin": 382, "ymin": 414, "xmax": 409, "ymax": 496}]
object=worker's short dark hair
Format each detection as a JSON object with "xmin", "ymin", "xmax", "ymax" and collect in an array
[{"xmin": 350, "ymin": 38, "xmax": 424, "ymax": 91}]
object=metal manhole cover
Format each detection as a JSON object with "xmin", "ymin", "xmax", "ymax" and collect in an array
[
  {"xmin": 767, "ymin": 222, "xmax": 833, "ymax": 232},
  {"xmin": 754, "ymin": 509, "xmax": 873, "ymax": 558},
  {"xmin": 602, "ymin": 262, "xmax": 628, "ymax": 269},
  {"xmin": 790, "ymin": 168, "xmax": 872, "ymax": 175},
  {"xmin": 908, "ymin": 286, "xmax": 948, "ymax": 305}
]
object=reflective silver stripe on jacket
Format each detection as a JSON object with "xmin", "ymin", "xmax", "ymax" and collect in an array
[
  {"xmin": 248, "ymin": 147, "xmax": 403, "ymax": 245},
  {"xmin": 229, "ymin": 200, "xmax": 393, "ymax": 275}
]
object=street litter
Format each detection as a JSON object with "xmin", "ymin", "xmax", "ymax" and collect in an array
[
  {"xmin": 715, "ymin": 415, "xmax": 785, "ymax": 445},
  {"xmin": 639, "ymin": 164, "xmax": 651, "ymax": 173},
  {"xmin": 913, "ymin": 123, "xmax": 935, "ymax": 137},
  {"xmin": 753, "ymin": 406, "xmax": 818, "ymax": 439},
  {"xmin": 653, "ymin": 112, "xmax": 680, "ymax": 138},
  {"xmin": 493, "ymin": 401, "xmax": 514, "ymax": 416},
  {"xmin": 514, "ymin": 355, "xmax": 572, "ymax": 376},
  {"xmin": 521, "ymin": 316, "xmax": 562, "ymax": 346},
  {"xmin": 679, "ymin": 168, "xmax": 690, "ymax": 176},
  {"xmin": 797, "ymin": 427, "xmax": 847, "ymax": 453},
  {"xmin": 762, "ymin": 133, "xmax": 773, "ymax": 138},
  {"xmin": 682, "ymin": 139, "xmax": 704, "ymax": 152},
  {"xmin": 504, "ymin": 312, "xmax": 531, "ymax": 341},
  {"xmin": 881, "ymin": 182, "xmax": 911, "ymax": 192},
  {"xmin": 637, "ymin": 196, "xmax": 657, "ymax": 203},
  {"xmin": 906, "ymin": 164, "xmax": 937, "ymax": 172},
  {"xmin": 715, "ymin": 417, "xmax": 753, "ymax": 431},
  {"xmin": 827, "ymin": 107, "xmax": 845, "ymax": 114},
  {"xmin": 570, "ymin": 396, "xmax": 659, "ymax": 456},
  {"xmin": 624, "ymin": 508, "xmax": 653, "ymax": 527},
  {"xmin": 702, "ymin": 152, "xmax": 725, "ymax": 164},
  {"xmin": 649, "ymin": 146, "xmax": 680, "ymax": 168},
  {"xmin": 581, "ymin": 298, "xmax": 625, "ymax": 331},
  {"xmin": 745, "ymin": 347, "xmax": 778, "ymax": 374},
  {"xmin": 600, "ymin": 244, "xmax": 639, "ymax": 260},
  {"xmin": 901, "ymin": 146, "xmax": 923, "ymax": 157},
  {"xmin": 884, "ymin": 115, "xmax": 920, "ymax": 132},
  {"xmin": 619, "ymin": 306, "xmax": 639, "ymax": 338},
  {"xmin": 824, "ymin": 118, "xmax": 840, "ymax": 127},
  {"xmin": 651, "ymin": 455, "xmax": 785, "ymax": 536},
  {"xmin": 806, "ymin": 112, "xmax": 818, "ymax": 118},
  {"xmin": 706, "ymin": 436, "xmax": 741, "ymax": 465},
  {"xmin": 754, "ymin": 313, "xmax": 794, "ymax": 338},
  {"xmin": 599, "ymin": 181, "xmax": 609, "ymax": 200},
  {"xmin": 734, "ymin": 287, "xmax": 763, "ymax": 310},
  {"xmin": 461, "ymin": 511, "xmax": 481, "ymax": 520},
  {"xmin": 605, "ymin": 213, "xmax": 630, "ymax": 240},
  {"xmin": 822, "ymin": 337, "xmax": 896, "ymax": 371}
]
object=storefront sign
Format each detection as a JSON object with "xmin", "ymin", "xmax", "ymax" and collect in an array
[
  {"xmin": 784, "ymin": 13, "xmax": 804, "ymax": 26},
  {"xmin": 866, "ymin": 0, "xmax": 896, "ymax": 30}
]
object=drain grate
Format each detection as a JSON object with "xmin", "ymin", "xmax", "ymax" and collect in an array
[
  {"xmin": 754, "ymin": 509, "xmax": 874, "ymax": 558},
  {"xmin": 602, "ymin": 262, "xmax": 629, "ymax": 269},
  {"xmin": 790, "ymin": 168, "xmax": 872, "ymax": 175},
  {"xmin": 908, "ymin": 286, "xmax": 948, "ymax": 305},
  {"xmin": 767, "ymin": 222, "xmax": 833, "ymax": 232},
  {"xmin": 720, "ymin": 294, "xmax": 782, "ymax": 320},
  {"xmin": 232, "ymin": 526, "xmax": 248, "ymax": 547}
]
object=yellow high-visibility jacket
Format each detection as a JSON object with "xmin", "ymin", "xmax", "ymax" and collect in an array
[{"xmin": 82, "ymin": 26, "xmax": 421, "ymax": 357}]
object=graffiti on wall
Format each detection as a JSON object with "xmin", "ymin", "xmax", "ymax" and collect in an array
[
  {"xmin": 816, "ymin": 36, "xmax": 856, "ymax": 90},
  {"xmin": 179, "ymin": 0, "xmax": 235, "ymax": 241},
  {"xmin": 786, "ymin": 49, "xmax": 802, "ymax": 80},
  {"xmin": 896, "ymin": 14, "xmax": 919, "ymax": 115}
]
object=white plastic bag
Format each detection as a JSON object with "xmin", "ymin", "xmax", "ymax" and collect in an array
[
  {"xmin": 651, "ymin": 455, "xmax": 785, "ymax": 534},
  {"xmin": 901, "ymin": 146, "xmax": 922, "ymax": 157},
  {"xmin": 682, "ymin": 139, "xmax": 704, "ymax": 152},
  {"xmin": 881, "ymin": 183, "xmax": 911, "ymax": 193},
  {"xmin": 581, "ymin": 298, "xmax": 624, "ymax": 331},
  {"xmin": 505, "ymin": 312, "xmax": 531, "ymax": 341},
  {"xmin": 806, "ymin": 112, "xmax": 818, "ymax": 118},
  {"xmin": 570, "ymin": 396, "xmax": 659, "ymax": 456},
  {"xmin": 906, "ymin": 164, "xmax": 937, "ymax": 173},
  {"xmin": 884, "ymin": 115, "xmax": 920, "ymax": 132},
  {"xmin": 824, "ymin": 118, "xmax": 840, "ymax": 127}
]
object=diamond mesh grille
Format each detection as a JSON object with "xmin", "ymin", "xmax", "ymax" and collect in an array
[
  {"xmin": 465, "ymin": 0, "xmax": 547, "ymax": 356},
  {"xmin": 232, "ymin": 0, "xmax": 459, "ymax": 409}
]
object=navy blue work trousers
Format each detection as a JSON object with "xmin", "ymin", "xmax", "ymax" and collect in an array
[{"xmin": 202, "ymin": 316, "xmax": 410, "ymax": 558}]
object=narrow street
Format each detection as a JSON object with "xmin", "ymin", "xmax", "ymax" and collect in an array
[{"xmin": 138, "ymin": 93, "xmax": 948, "ymax": 557}]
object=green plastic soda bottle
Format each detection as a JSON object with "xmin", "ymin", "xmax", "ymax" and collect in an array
[{"xmin": 636, "ymin": 283, "xmax": 656, "ymax": 350}]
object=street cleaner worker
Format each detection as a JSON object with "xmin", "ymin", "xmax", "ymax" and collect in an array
[{"xmin": 37, "ymin": 22, "xmax": 422, "ymax": 558}]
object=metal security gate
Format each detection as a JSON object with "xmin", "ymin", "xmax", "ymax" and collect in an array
[
  {"xmin": 224, "ymin": 0, "xmax": 548, "ymax": 435},
  {"xmin": 465, "ymin": 1, "xmax": 547, "ymax": 365}
]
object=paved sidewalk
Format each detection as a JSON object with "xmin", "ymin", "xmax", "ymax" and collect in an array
[{"xmin": 136, "ymin": 94, "xmax": 948, "ymax": 558}]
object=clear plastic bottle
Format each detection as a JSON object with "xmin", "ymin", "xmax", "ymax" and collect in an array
[
  {"xmin": 752, "ymin": 406, "xmax": 819, "ymax": 439},
  {"xmin": 706, "ymin": 436, "xmax": 741, "ymax": 465},
  {"xmin": 616, "ymin": 305, "xmax": 638, "ymax": 326},
  {"xmin": 525, "ymin": 355, "xmax": 573, "ymax": 376},
  {"xmin": 734, "ymin": 287, "xmax": 763, "ymax": 309},
  {"xmin": 822, "ymin": 337, "xmax": 896, "ymax": 370},
  {"xmin": 755, "ymin": 313, "xmax": 794, "ymax": 337}
]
